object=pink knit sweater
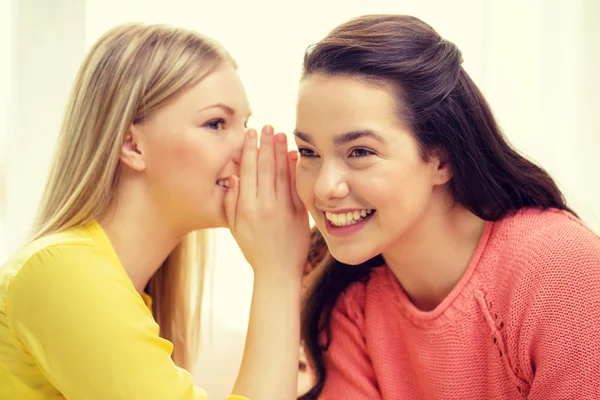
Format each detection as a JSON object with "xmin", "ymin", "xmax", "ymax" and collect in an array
[{"xmin": 319, "ymin": 208, "xmax": 600, "ymax": 399}]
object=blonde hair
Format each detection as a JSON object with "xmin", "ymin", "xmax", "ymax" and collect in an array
[{"xmin": 31, "ymin": 23, "xmax": 234, "ymax": 371}]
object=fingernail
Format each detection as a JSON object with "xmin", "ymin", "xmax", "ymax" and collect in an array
[
  {"xmin": 276, "ymin": 133, "xmax": 287, "ymax": 143},
  {"xmin": 228, "ymin": 176, "xmax": 236, "ymax": 189},
  {"xmin": 262, "ymin": 125, "xmax": 274, "ymax": 136},
  {"xmin": 247, "ymin": 129, "xmax": 257, "ymax": 139},
  {"xmin": 289, "ymin": 151, "xmax": 299, "ymax": 161}
]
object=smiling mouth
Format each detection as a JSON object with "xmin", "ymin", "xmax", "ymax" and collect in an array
[{"xmin": 324, "ymin": 209, "xmax": 376, "ymax": 227}]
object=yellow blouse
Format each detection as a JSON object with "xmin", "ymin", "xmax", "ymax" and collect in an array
[{"xmin": 0, "ymin": 221, "xmax": 248, "ymax": 400}]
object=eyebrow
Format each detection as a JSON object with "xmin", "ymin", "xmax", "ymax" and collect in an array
[
  {"xmin": 294, "ymin": 129, "xmax": 387, "ymax": 146},
  {"xmin": 198, "ymin": 104, "xmax": 253, "ymax": 119}
]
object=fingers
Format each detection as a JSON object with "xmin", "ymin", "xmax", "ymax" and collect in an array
[
  {"xmin": 275, "ymin": 133, "xmax": 291, "ymax": 203},
  {"xmin": 224, "ymin": 175, "xmax": 240, "ymax": 230},
  {"xmin": 288, "ymin": 150, "xmax": 304, "ymax": 212},
  {"xmin": 239, "ymin": 129, "xmax": 258, "ymax": 203},
  {"xmin": 257, "ymin": 125, "xmax": 275, "ymax": 199},
  {"xmin": 238, "ymin": 125, "xmax": 301, "ymax": 216}
]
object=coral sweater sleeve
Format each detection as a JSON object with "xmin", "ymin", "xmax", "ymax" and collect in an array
[
  {"xmin": 320, "ymin": 284, "xmax": 382, "ymax": 400},
  {"xmin": 517, "ymin": 225, "xmax": 600, "ymax": 399}
]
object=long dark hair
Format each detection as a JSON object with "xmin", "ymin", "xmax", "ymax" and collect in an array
[{"xmin": 299, "ymin": 15, "xmax": 573, "ymax": 399}]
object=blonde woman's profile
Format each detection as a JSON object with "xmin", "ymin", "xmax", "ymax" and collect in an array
[{"xmin": 0, "ymin": 23, "xmax": 309, "ymax": 400}]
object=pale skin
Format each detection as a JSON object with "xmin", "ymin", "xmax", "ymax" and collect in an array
[
  {"xmin": 99, "ymin": 64, "xmax": 309, "ymax": 399},
  {"xmin": 294, "ymin": 73, "xmax": 485, "ymax": 311}
]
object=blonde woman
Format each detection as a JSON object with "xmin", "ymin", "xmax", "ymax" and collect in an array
[{"xmin": 0, "ymin": 23, "xmax": 309, "ymax": 399}]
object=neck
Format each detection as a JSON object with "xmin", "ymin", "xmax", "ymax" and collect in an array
[
  {"xmin": 98, "ymin": 179, "xmax": 183, "ymax": 293},
  {"xmin": 382, "ymin": 193, "xmax": 486, "ymax": 311}
]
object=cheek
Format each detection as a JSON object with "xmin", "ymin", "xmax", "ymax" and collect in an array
[
  {"xmin": 295, "ymin": 164, "xmax": 316, "ymax": 204},
  {"xmin": 366, "ymin": 162, "xmax": 433, "ymax": 212},
  {"xmin": 165, "ymin": 143, "xmax": 204, "ymax": 178},
  {"xmin": 149, "ymin": 134, "xmax": 221, "ymax": 186}
]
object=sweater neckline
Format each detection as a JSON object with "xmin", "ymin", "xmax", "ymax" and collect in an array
[{"xmin": 382, "ymin": 220, "xmax": 494, "ymax": 324}]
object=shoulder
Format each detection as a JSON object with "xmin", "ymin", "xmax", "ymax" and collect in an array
[
  {"xmin": 5, "ymin": 231, "xmax": 129, "ymax": 318},
  {"xmin": 332, "ymin": 266, "xmax": 388, "ymax": 326},
  {"xmin": 13, "ymin": 238, "xmax": 115, "ymax": 286},
  {"xmin": 490, "ymin": 208, "xmax": 600, "ymax": 322},
  {"xmin": 501, "ymin": 207, "xmax": 596, "ymax": 243},
  {"xmin": 494, "ymin": 211, "xmax": 600, "ymax": 387},
  {"xmin": 482, "ymin": 208, "xmax": 600, "ymax": 322},
  {"xmin": 493, "ymin": 208, "xmax": 600, "ymax": 278}
]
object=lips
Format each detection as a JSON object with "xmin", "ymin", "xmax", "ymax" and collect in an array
[
  {"xmin": 216, "ymin": 178, "xmax": 230, "ymax": 189},
  {"xmin": 322, "ymin": 209, "xmax": 376, "ymax": 237}
]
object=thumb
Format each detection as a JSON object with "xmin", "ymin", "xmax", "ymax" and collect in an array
[{"xmin": 224, "ymin": 175, "xmax": 240, "ymax": 231}]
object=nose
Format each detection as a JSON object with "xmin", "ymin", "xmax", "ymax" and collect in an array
[{"xmin": 314, "ymin": 161, "xmax": 349, "ymax": 202}]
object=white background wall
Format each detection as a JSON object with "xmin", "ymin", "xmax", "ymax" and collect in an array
[
  {"xmin": 0, "ymin": 0, "xmax": 12, "ymax": 260},
  {"xmin": 1, "ymin": 0, "xmax": 598, "ymax": 397}
]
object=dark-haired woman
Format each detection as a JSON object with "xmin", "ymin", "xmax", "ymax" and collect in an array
[{"xmin": 295, "ymin": 14, "xmax": 600, "ymax": 400}]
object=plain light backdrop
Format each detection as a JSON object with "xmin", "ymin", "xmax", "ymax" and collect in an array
[{"xmin": 1, "ymin": 0, "xmax": 599, "ymax": 397}]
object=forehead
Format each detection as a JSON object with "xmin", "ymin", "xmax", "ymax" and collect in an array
[
  {"xmin": 182, "ymin": 64, "xmax": 251, "ymax": 113},
  {"xmin": 296, "ymin": 74, "xmax": 401, "ymax": 136}
]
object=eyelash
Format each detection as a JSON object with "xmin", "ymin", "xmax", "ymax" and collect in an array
[
  {"xmin": 298, "ymin": 148, "xmax": 317, "ymax": 157},
  {"xmin": 205, "ymin": 118, "xmax": 226, "ymax": 131},
  {"xmin": 297, "ymin": 147, "xmax": 375, "ymax": 159},
  {"xmin": 205, "ymin": 119, "xmax": 249, "ymax": 131},
  {"xmin": 349, "ymin": 148, "xmax": 375, "ymax": 158}
]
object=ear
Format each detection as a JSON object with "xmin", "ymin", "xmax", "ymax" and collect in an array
[
  {"xmin": 430, "ymin": 149, "xmax": 453, "ymax": 186},
  {"xmin": 120, "ymin": 124, "xmax": 147, "ymax": 172}
]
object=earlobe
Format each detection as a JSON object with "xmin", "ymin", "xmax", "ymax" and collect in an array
[
  {"xmin": 434, "ymin": 164, "xmax": 453, "ymax": 185},
  {"xmin": 431, "ymin": 152, "xmax": 453, "ymax": 186},
  {"xmin": 120, "ymin": 125, "xmax": 146, "ymax": 172}
]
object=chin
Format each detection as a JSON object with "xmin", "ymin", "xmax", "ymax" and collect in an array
[{"xmin": 328, "ymin": 247, "xmax": 375, "ymax": 266}]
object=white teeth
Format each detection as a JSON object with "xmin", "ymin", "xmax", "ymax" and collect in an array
[
  {"xmin": 217, "ymin": 178, "xmax": 230, "ymax": 188},
  {"xmin": 324, "ymin": 209, "xmax": 374, "ymax": 227}
]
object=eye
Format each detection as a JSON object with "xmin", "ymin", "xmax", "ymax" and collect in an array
[
  {"xmin": 298, "ymin": 147, "xmax": 319, "ymax": 158},
  {"xmin": 349, "ymin": 148, "xmax": 375, "ymax": 158},
  {"xmin": 205, "ymin": 118, "xmax": 226, "ymax": 131}
]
